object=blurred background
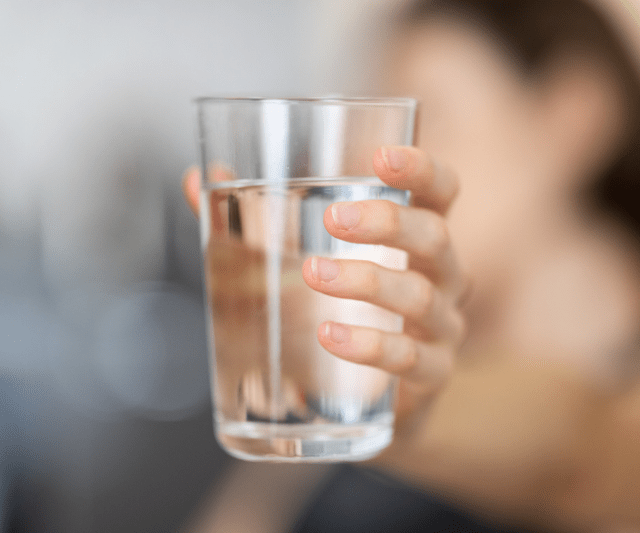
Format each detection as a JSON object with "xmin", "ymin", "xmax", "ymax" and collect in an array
[
  {"xmin": 4, "ymin": 1, "xmax": 640, "ymax": 532},
  {"xmin": 0, "ymin": 1, "xmax": 389, "ymax": 531}
]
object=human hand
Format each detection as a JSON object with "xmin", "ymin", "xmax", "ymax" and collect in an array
[
  {"xmin": 182, "ymin": 146, "xmax": 468, "ymax": 454},
  {"xmin": 296, "ymin": 147, "xmax": 467, "ymax": 446}
]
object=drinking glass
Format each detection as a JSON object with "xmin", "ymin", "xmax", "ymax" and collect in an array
[{"xmin": 196, "ymin": 97, "xmax": 417, "ymax": 461}]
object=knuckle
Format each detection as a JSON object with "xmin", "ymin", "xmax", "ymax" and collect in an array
[
  {"xmin": 381, "ymin": 200, "xmax": 402, "ymax": 240},
  {"xmin": 425, "ymin": 157, "xmax": 438, "ymax": 185},
  {"xmin": 427, "ymin": 216, "xmax": 451, "ymax": 258},
  {"xmin": 365, "ymin": 330, "xmax": 385, "ymax": 366},
  {"xmin": 410, "ymin": 274, "xmax": 435, "ymax": 320},
  {"xmin": 411, "ymin": 149, "xmax": 434, "ymax": 182},
  {"xmin": 400, "ymin": 337, "xmax": 419, "ymax": 373},
  {"xmin": 436, "ymin": 163, "xmax": 460, "ymax": 208},
  {"xmin": 360, "ymin": 262, "xmax": 381, "ymax": 299}
]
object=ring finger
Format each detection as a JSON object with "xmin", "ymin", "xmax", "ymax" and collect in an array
[{"xmin": 318, "ymin": 321, "xmax": 453, "ymax": 386}]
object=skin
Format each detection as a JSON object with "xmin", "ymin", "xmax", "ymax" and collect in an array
[
  {"xmin": 185, "ymin": 145, "xmax": 466, "ymax": 420},
  {"xmin": 390, "ymin": 21, "xmax": 639, "ymax": 380},
  {"xmin": 182, "ymin": 19, "xmax": 640, "ymax": 533}
]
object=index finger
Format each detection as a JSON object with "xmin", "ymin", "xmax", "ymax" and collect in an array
[{"xmin": 373, "ymin": 146, "xmax": 459, "ymax": 214}]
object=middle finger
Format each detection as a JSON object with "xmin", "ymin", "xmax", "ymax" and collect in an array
[
  {"xmin": 302, "ymin": 257, "xmax": 464, "ymax": 342},
  {"xmin": 323, "ymin": 199, "xmax": 462, "ymax": 292}
]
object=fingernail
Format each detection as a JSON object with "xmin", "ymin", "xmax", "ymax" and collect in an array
[
  {"xmin": 311, "ymin": 257, "xmax": 340, "ymax": 282},
  {"xmin": 382, "ymin": 147, "xmax": 407, "ymax": 171},
  {"xmin": 331, "ymin": 202, "xmax": 360, "ymax": 229},
  {"xmin": 325, "ymin": 322, "xmax": 351, "ymax": 344}
]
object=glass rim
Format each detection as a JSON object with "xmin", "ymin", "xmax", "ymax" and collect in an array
[
  {"xmin": 194, "ymin": 96, "xmax": 418, "ymax": 108},
  {"xmin": 201, "ymin": 175, "xmax": 391, "ymax": 190}
]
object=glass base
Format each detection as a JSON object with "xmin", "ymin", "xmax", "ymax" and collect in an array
[{"xmin": 216, "ymin": 421, "xmax": 393, "ymax": 462}]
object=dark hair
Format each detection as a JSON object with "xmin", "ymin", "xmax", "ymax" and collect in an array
[{"xmin": 401, "ymin": 0, "xmax": 640, "ymax": 239}]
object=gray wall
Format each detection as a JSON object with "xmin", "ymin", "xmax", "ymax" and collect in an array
[{"xmin": 0, "ymin": 1, "xmax": 385, "ymax": 531}]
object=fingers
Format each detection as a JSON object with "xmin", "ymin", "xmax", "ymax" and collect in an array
[
  {"xmin": 302, "ymin": 257, "xmax": 465, "ymax": 342},
  {"xmin": 373, "ymin": 146, "xmax": 459, "ymax": 214},
  {"xmin": 182, "ymin": 166, "xmax": 201, "ymax": 217},
  {"xmin": 323, "ymin": 199, "xmax": 462, "ymax": 291},
  {"xmin": 182, "ymin": 166, "xmax": 233, "ymax": 218},
  {"xmin": 318, "ymin": 322, "xmax": 454, "ymax": 386}
]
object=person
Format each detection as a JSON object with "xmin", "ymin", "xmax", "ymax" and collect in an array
[{"xmin": 180, "ymin": 0, "xmax": 640, "ymax": 531}]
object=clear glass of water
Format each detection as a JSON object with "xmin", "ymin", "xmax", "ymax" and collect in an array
[{"xmin": 196, "ymin": 97, "xmax": 417, "ymax": 462}]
